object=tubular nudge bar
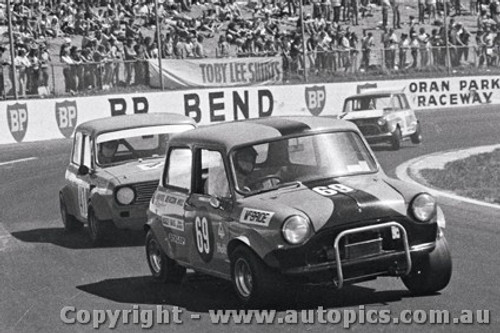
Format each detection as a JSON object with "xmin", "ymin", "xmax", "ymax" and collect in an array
[{"xmin": 333, "ymin": 222, "xmax": 412, "ymax": 289}]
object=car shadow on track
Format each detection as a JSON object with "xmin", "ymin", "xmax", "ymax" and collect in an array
[
  {"xmin": 10, "ymin": 227, "xmax": 145, "ymax": 249},
  {"xmin": 76, "ymin": 274, "xmax": 420, "ymax": 311}
]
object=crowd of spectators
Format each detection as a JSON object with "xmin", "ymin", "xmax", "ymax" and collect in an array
[{"xmin": 1, "ymin": 0, "xmax": 500, "ymax": 97}]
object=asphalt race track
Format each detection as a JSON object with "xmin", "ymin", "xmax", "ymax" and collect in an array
[{"xmin": 1, "ymin": 105, "xmax": 499, "ymax": 332}]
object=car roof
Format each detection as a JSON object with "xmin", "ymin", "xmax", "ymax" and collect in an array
[
  {"xmin": 75, "ymin": 113, "xmax": 196, "ymax": 136},
  {"xmin": 345, "ymin": 89, "xmax": 404, "ymax": 99},
  {"xmin": 169, "ymin": 116, "xmax": 359, "ymax": 151}
]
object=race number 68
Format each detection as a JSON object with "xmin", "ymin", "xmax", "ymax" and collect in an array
[{"xmin": 312, "ymin": 184, "xmax": 354, "ymax": 196}]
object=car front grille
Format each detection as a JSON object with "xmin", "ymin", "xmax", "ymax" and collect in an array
[
  {"xmin": 357, "ymin": 124, "xmax": 382, "ymax": 136},
  {"xmin": 132, "ymin": 180, "xmax": 159, "ymax": 205}
]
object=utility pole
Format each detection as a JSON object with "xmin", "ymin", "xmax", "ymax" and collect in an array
[
  {"xmin": 7, "ymin": 0, "xmax": 18, "ymax": 99},
  {"xmin": 299, "ymin": 0, "xmax": 308, "ymax": 82},
  {"xmin": 154, "ymin": 0, "xmax": 164, "ymax": 90}
]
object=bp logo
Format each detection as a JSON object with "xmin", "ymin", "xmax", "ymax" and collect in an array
[
  {"xmin": 7, "ymin": 103, "xmax": 28, "ymax": 142},
  {"xmin": 55, "ymin": 100, "xmax": 78, "ymax": 138},
  {"xmin": 305, "ymin": 85, "xmax": 326, "ymax": 116}
]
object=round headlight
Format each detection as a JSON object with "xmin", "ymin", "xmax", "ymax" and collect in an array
[
  {"xmin": 377, "ymin": 117, "xmax": 387, "ymax": 126},
  {"xmin": 116, "ymin": 187, "xmax": 135, "ymax": 205},
  {"xmin": 411, "ymin": 193, "xmax": 436, "ymax": 222},
  {"xmin": 282, "ymin": 216, "xmax": 311, "ymax": 245}
]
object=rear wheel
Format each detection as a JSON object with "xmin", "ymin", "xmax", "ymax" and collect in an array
[
  {"xmin": 390, "ymin": 127, "xmax": 402, "ymax": 150},
  {"xmin": 146, "ymin": 230, "xmax": 186, "ymax": 283},
  {"xmin": 411, "ymin": 123, "xmax": 422, "ymax": 144},
  {"xmin": 59, "ymin": 193, "xmax": 82, "ymax": 232},
  {"xmin": 403, "ymin": 236, "xmax": 452, "ymax": 295}
]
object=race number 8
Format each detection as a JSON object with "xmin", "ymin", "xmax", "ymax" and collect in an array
[
  {"xmin": 313, "ymin": 184, "xmax": 354, "ymax": 196},
  {"xmin": 195, "ymin": 216, "xmax": 210, "ymax": 255}
]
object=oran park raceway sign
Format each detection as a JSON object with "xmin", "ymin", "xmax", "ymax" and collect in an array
[
  {"xmin": 406, "ymin": 77, "xmax": 500, "ymax": 107},
  {"xmin": 148, "ymin": 57, "xmax": 283, "ymax": 89}
]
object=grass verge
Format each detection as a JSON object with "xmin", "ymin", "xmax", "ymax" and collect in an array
[{"xmin": 420, "ymin": 149, "xmax": 500, "ymax": 204}]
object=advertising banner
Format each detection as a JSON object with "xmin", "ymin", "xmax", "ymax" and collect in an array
[
  {"xmin": 148, "ymin": 57, "xmax": 283, "ymax": 89},
  {"xmin": 1, "ymin": 75, "xmax": 500, "ymax": 145}
]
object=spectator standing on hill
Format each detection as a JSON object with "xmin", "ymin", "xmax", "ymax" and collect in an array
[
  {"xmin": 361, "ymin": 31, "xmax": 374, "ymax": 70},
  {"xmin": 332, "ymin": 0, "xmax": 341, "ymax": 23},
  {"xmin": 27, "ymin": 45, "xmax": 40, "ymax": 95},
  {"xmin": 391, "ymin": 0, "xmax": 402, "ymax": 29},
  {"xmin": 193, "ymin": 35, "xmax": 206, "ymax": 58},
  {"xmin": 418, "ymin": 27, "xmax": 430, "ymax": 67},
  {"xmin": 350, "ymin": 0, "xmax": 359, "ymax": 25},
  {"xmin": 399, "ymin": 33, "xmax": 410, "ymax": 68},
  {"xmin": 410, "ymin": 32, "xmax": 419, "ymax": 68},
  {"xmin": 60, "ymin": 49, "xmax": 74, "ymax": 93},
  {"xmin": 418, "ymin": 0, "xmax": 426, "ymax": 23},
  {"xmin": 14, "ymin": 48, "xmax": 30, "ymax": 97},
  {"xmin": 430, "ymin": 28, "xmax": 444, "ymax": 66},
  {"xmin": 381, "ymin": 0, "xmax": 391, "ymax": 29},
  {"xmin": 427, "ymin": 0, "xmax": 437, "ymax": 23},
  {"xmin": 123, "ymin": 38, "xmax": 137, "ymax": 85}
]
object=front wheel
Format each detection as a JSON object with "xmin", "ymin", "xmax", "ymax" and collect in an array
[
  {"xmin": 59, "ymin": 193, "xmax": 82, "ymax": 232},
  {"xmin": 410, "ymin": 123, "xmax": 422, "ymax": 144},
  {"xmin": 390, "ymin": 127, "xmax": 402, "ymax": 150},
  {"xmin": 146, "ymin": 230, "xmax": 185, "ymax": 283},
  {"xmin": 403, "ymin": 236, "xmax": 452, "ymax": 295},
  {"xmin": 230, "ymin": 246, "xmax": 286, "ymax": 306},
  {"xmin": 88, "ymin": 209, "xmax": 107, "ymax": 245}
]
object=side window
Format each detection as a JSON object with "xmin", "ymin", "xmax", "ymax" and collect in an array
[
  {"xmin": 201, "ymin": 150, "xmax": 230, "ymax": 197},
  {"xmin": 399, "ymin": 94, "xmax": 410, "ymax": 109},
  {"xmin": 165, "ymin": 148, "xmax": 192, "ymax": 191},
  {"xmin": 71, "ymin": 132, "xmax": 83, "ymax": 165},
  {"xmin": 392, "ymin": 95, "xmax": 402, "ymax": 110},
  {"xmin": 82, "ymin": 135, "xmax": 91, "ymax": 168}
]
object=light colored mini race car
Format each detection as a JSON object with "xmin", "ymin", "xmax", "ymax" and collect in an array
[
  {"xmin": 59, "ymin": 113, "xmax": 196, "ymax": 244},
  {"xmin": 145, "ymin": 116, "xmax": 451, "ymax": 306},
  {"xmin": 341, "ymin": 90, "xmax": 422, "ymax": 150}
]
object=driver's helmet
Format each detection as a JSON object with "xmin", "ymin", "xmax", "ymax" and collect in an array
[
  {"xmin": 100, "ymin": 140, "xmax": 119, "ymax": 159},
  {"xmin": 235, "ymin": 146, "xmax": 257, "ymax": 175}
]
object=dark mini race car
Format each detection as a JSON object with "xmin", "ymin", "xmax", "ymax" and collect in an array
[
  {"xmin": 145, "ymin": 116, "xmax": 451, "ymax": 305},
  {"xmin": 341, "ymin": 90, "xmax": 422, "ymax": 150},
  {"xmin": 59, "ymin": 113, "xmax": 196, "ymax": 244}
]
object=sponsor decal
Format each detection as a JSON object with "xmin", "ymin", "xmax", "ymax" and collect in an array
[
  {"xmin": 55, "ymin": 100, "xmax": 77, "ymax": 138},
  {"xmin": 305, "ymin": 85, "xmax": 326, "ymax": 116},
  {"xmin": 408, "ymin": 78, "xmax": 498, "ymax": 107},
  {"xmin": 184, "ymin": 89, "xmax": 273, "ymax": 123},
  {"xmin": 239, "ymin": 208, "xmax": 274, "ymax": 227},
  {"xmin": 168, "ymin": 233, "xmax": 186, "ymax": 246},
  {"xmin": 161, "ymin": 216, "xmax": 184, "ymax": 232},
  {"xmin": 312, "ymin": 183, "xmax": 354, "ymax": 197},
  {"xmin": 108, "ymin": 97, "xmax": 149, "ymax": 116},
  {"xmin": 193, "ymin": 216, "xmax": 214, "ymax": 262},
  {"xmin": 217, "ymin": 223, "xmax": 226, "ymax": 239},
  {"xmin": 137, "ymin": 161, "xmax": 164, "ymax": 171},
  {"xmin": 216, "ymin": 242, "xmax": 227, "ymax": 255},
  {"xmin": 7, "ymin": 103, "xmax": 28, "ymax": 142}
]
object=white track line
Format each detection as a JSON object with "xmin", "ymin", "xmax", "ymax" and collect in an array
[
  {"xmin": 0, "ymin": 157, "xmax": 38, "ymax": 166},
  {"xmin": 395, "ymin": 156, "xmax": 500, "ymax": 211}
]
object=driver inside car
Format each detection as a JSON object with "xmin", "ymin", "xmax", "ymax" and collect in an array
[
  {"xmin": 234, "ymin": 146, "xmax": 281, "ymax": 193},
  {"xmin": 98, "ymin": 140, "xmax": 119, "ymax": 165}
]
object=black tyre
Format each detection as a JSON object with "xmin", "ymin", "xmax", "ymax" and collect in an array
[
  {"xmin": 88, "ymin": 208, "xmax": 107, "ymax": 245},
  {"xmin": 59, "ymin": 193, "xmax": 82, "ymax": 232},
  {"xmin": 230, "ymin": 246, "xmax": 285, "ymax": 306},
  {"xmin": 403, "ymin": 236, "xmax": 452, "ymax": 295},
  {"xmin": 146, "ymin": 230, "xmax": 186, "ymax": 283},
  {"xmin": 390, "ymin": 127, "xmax": 402, "ymax": 150},
  {"xmin": 410, "ymin": 123, "xmax": 422, "ymax": 144}
]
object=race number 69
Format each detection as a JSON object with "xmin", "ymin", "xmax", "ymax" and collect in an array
[{"xmin": 195, "ymin": 216, "xmax": 210, "ymax": 255}]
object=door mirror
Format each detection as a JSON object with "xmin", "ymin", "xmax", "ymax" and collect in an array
[
  {"xmin": 209, "ymin": 196, "xmax": 221, "ymax": 209},
  {"xmin": 78, "ymin": 165, "xmax": 90, "ymax": 176}
]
